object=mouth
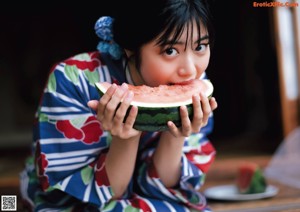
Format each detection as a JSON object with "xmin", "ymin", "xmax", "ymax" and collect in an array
[{"xmin": 168, "ymin": 79, "xmax": 194, "ymax": 86}]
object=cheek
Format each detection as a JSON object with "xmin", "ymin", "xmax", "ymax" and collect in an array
[
  {"xmin": 198, "ymin": 53, "xmax": 211, "ymax": 75},
  {"xmin": 201, "ymin": 57, "xmax": 210, "ymax": 70},
  {"xmin": 140, "ymin": 60, "xmax": 171, "ymax": 86}
]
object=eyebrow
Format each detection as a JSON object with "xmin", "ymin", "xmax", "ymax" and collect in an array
[
  {"xmin": 163, "ymin": 34, "xmax": 210, "ymax": 46},
  {"xmin": 197, "ymin": 35, "xmax": 210, "ymax": 42}
]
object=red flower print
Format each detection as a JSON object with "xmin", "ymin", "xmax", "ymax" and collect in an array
[
  {"xmin": 81, "ymin": 117, "xmax": 103, "ymax": 143},
  {"xmin": 95, "ymin": 154, "xmax": 110, "ymax": 186},
  {"xmin": 57, "ymin": 121, "xmax": 83, "ymax": 140},
  {"xmin": 185, "ymin": 141, "xmax": 216, "ymax": 173},
  {"xmin": 65, "ymin": 52, "xmax": 101, "ymax": 72},
  {"xmin": 56, "ymin": 116, "xmax": 103, "ymax": 144},
  {"xmin": 89, "ymin": 160, "xmax": 97, "ymax": 168},
  {"xmin": 147, "ymin": 162, "xmax": 159, "ymax": 178},
  {"xmin": 185, "ymin": 152, "xmax": 215, "ymax": 173},
  {"xmin": 200, "ymin": 141, "xmax": 216, "ymax": 155},
  {"xmin": 129, "ymin": 195, "xmax": 152, "ymax": 212},
  {"xmin": 35, "ymin": 142, "xmax": 50, "ymax": 190}
]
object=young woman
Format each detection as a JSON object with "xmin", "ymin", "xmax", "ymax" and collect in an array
[{"xmin": 20, "ymin": 0, "xmax": 218, "ymax": 211}]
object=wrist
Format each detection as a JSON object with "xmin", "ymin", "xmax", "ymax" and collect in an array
[
  {"xmin": 161, "ymin": 131, "xmax": 185, "ymax": 144},
  {"xmin": 111, "ymin": 132, "xmax": 142, "ymax": 144}
]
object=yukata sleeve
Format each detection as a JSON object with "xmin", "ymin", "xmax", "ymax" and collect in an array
[
  {"xmin": 33, "ymin": 54, "xmax": 116, "ymax": 208},
  {"xmin": 137, "ymin": 114, "xmax": 216, "ymax": 210}
]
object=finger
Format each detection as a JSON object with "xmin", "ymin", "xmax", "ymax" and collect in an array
[
  {"xmin": 123, "ymin": 105, "xmax": 138, "ymax": 131},
  {"xmin": 191, "ymin": 94, "xmax": 203, "ymax": 131},
  {"xmin": 200, "ymin": 92, "xmax": 211, "ymax": 126},
  {"xmin": 113, "ymin": 91, "xmax": 134, "ymax": 126},
  {"xmin": 209, "ymin": 97, "xmax": 218, "ymax": 110},
  {"xmin": 104, "ymin": 84, "xmax": 127, "ymax": 121},
  {"xmin": 180, "ymin": 105, "xmax": 191, "ymax": 136},
  {"xmin": 98, "ymin": 83, "xmax": 117, "ymax": 115},
  {"xmin": 87, "ymin": 100, "xmax": 99, "ymax": 112},
  {"xmin": 167, "ymin": 121, "xmax": 180, "ymax": 137}
]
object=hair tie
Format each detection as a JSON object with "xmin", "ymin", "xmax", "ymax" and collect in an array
[{"xmin": 95, "ymin": 16, "xmax": 123, "ymax": 60}]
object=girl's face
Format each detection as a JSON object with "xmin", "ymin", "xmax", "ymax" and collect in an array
[{"xmin": 136, "ymin": 21, "xmax": 210, "ymax": 87}]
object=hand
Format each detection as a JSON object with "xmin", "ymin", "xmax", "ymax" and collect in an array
[
  {"xmin": 167, "ymin": 92, "xmax": 218, "ymax": 137},
  {"xmin": 88, "ymin": 83, "xmax": 141, "ymax": 139}
]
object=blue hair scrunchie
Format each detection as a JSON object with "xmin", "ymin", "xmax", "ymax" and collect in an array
[{"xmin": 95, "ymin": 16, "xmax": 123, "ymax": 60}]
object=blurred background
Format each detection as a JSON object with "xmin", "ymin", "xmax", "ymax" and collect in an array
[{"xmin": 0, "ymin": 0, "xmax": 299, "ymax": 201}]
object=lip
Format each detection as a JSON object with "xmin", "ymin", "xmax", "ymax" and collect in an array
[{"xmin": 169, "ymin": 79, "xmax": 195, "ymax": 86}]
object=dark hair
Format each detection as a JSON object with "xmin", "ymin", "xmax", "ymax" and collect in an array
[
  {"xmin": 112, "ymin": 0, "xmax": 214, "ymax": 68},
  {"xmin": 113, "ymin": 0, "xmax": 214, "ymax": 49}
]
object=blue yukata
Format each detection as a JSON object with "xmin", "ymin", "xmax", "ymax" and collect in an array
[{"xmin": 20, "ymin": 51, "xmax": 216, "ymax": 212}]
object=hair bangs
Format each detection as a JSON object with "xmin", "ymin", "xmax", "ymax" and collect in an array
[{"xmin": 155, "ymin": 1, "xmax": 209, "ymax": 48}]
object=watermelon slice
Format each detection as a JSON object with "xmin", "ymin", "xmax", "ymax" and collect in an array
[
  {"xmin": 95, "ymin": 79, "xmax": 213, "ymax": 131},
  {"xmin": 236, "ymin": 162, "xmax": 267, "ymax": 194}
]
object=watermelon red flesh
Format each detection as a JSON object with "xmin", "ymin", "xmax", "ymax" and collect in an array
[
  {"xmin": 96, "ymin": 79, "xmax": 213, "ymax": 108},
  {"xmin": 237, "ymin": 163, "xmax": 267, "ymax": 194},
  {"xmin": 95, "ymin": 79, "xmax": 213, "ymax": 131},
  {"xmin": 237, "ymin": 164, "xmax": 255, "ymax": 192}
]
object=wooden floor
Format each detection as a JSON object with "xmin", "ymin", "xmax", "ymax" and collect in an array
[
  {"xmin": 0, "ymin": 148, "xmax": 27, "ymax": 194},
  {"xmin": 1, "ymin": 149, "xmax": 300, "ymax": 211},
  {"xmin": 0, "ymin": 148, "xmax": 28, "ymax": 211},
  {"xmin": 202, "ymin": 155, "xmax": 300, "ymax": 212}
]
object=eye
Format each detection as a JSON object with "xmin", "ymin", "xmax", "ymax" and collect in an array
[
  {"xmin": 195, "ymin": 44, "xmax": 209, "ymax": 53},
  {"xmin": 164, "ymin": 48, "xmax": 178, "ymax": 56}
]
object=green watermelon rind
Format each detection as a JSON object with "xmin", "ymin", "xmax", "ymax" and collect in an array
[
  {"xmin": 129, "ymin": 105, "xmax": 194, "ymax": 131},
  {"xmin": 95, "ymin": 80, "xmax": 213, "ymax": 132},
  {"xmin": 239, "ymin": 169, "xmax": 267, "ymax": 194}
]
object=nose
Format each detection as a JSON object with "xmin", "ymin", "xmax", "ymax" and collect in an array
[{"xmin": 178, "ymin": 55, "xmax": 197, "ymax": 78}]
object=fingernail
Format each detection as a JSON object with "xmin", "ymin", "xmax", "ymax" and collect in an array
[
  {"xmin": 121, "ymin": 83, "xmax": 128, "ymax": 90},
  {"xmin": 125, "ymin": 91, "xmax": 133, "ymax": 101},
  {"xmin": 200, "ymin": 92, "xmax": 207, "ymax": 99},
  {"xmin": 180, "ymin": 105, "xmax": 186, "ymax": 110}
]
